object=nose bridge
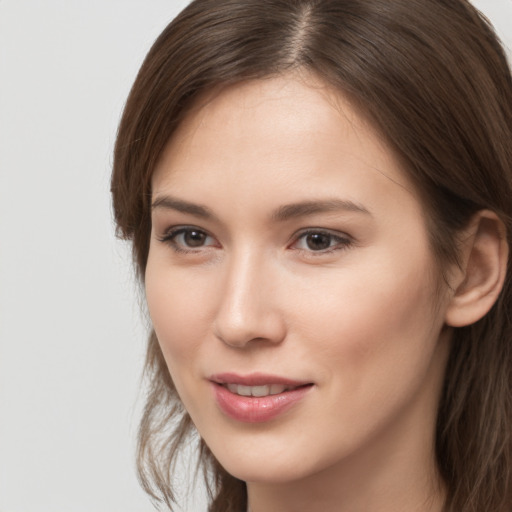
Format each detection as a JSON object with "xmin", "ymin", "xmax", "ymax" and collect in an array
[{"xmin": 214, "ymin": 244, "xmax": 285, "ymax": 348}]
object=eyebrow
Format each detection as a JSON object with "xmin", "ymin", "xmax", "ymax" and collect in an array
[
  {"xmin": 271, "ymin": 199, "xmax": 371, "ymax": 221},
  {"xmin": 151, "ymin": 195, "xmax": 371, "ymax": 222},
  {"xmin": 151, "ymin": 196, "xmax": 217, "ymax": 220}
]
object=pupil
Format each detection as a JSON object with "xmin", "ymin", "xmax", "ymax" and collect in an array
[
  {"xmin": 306, "ymin": 233, "xmax": 331, "ymax": 251},
  {"xmin": 184, "ymin": 230, "xmax": 206, "ymax": 247}
]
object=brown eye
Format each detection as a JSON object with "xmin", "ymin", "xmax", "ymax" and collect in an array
[
  {"xmin": 183, "ymin": 229, "xmax": 207, "ymax": 247},
  {"xmin": 159, "ymin": 227, "xmax": 217, "ymax": 252},
  {"xmin": 292, "ymin": 229, "xmax": 352, "ymax": 255},
  {"xmin": 305, "ymin": 233, "xmax": 332, "ymax": 251}
]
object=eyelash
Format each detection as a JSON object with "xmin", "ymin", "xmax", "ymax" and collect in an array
[
  {"xmin": 291, "ymin": 229, "xmax": 353, "ymax": 256},
  {"xmin": 157, "ymin": 226, "xmax": 353, "ymax": 256},
  {"xmin": 157, "ymin": 226, "xmax": 218, "ymax": 254}
]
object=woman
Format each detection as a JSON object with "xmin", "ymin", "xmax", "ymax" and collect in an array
[{"xmin": 111, "ymin": 0, "xmax": 512, "ymax": 510}]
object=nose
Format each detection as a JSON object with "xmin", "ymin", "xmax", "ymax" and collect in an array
[{"xmin": 213, "ymin": 250, "xmax": 286, "ymax": 349}]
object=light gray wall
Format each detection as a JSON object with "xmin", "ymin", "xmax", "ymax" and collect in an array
[{"xmin": 0, "ymin": 1, "xmax": 510, "ymax": 511}]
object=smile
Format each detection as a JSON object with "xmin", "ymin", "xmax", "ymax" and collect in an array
[
  {"xmin": 210, "ymin": 373, "xmax": 314, "ymax": 423},
  {"xmin": 224, "ymin": 383, "xmax": 296, "ymax": 397}
]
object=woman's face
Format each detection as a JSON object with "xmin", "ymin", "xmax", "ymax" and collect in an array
[{"xmin": 145, "ymin": 74, "xmax": 451, "ymax": 485}]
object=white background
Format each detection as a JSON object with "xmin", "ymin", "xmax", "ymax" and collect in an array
[{"xmin": 0, "ymin": 1, "xmax": 510, "ymax": 511}]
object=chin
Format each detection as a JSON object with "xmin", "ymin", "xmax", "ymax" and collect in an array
[
  {"xmin": 221, "ymin": 459, "xmax": 312, "ymax": 485},
  {"xmin": 208, "ymin": 438, "xmax": 330, "ymax": 485}
]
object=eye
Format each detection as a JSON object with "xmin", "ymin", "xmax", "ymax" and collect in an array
[
  {"xmin": 292, "ymin": 229, "xmax": 352, "ymax": 253},
  {"xmin": 158, "ymin": 226, "xmax": 218, "ymax": 252}
]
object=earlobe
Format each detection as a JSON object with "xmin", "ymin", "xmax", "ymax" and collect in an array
[{"xmin": 444, "ymin": 210, "xmax": 509, "ymax": 328}]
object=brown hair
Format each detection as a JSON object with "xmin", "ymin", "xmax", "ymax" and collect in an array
[{"xmin": 111, "ymin": 1, "xmax": 512, "ymax": 510}]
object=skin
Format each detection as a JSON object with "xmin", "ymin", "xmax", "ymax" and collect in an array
[{"xmin": 145, "ymin": 73, "xmax": 452, "ymax": 512}]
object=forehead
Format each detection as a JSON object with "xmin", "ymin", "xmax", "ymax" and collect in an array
[{"xmin": 152, "ymin": 73, "xmax": 420, "ymax": 219}]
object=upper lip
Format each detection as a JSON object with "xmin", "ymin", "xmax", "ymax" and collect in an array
[{"xmin": 209, "ymin": 372, "xmax": 312, "ymax": 387}]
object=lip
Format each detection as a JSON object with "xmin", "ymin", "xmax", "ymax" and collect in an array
[
  {"xmin": 209, "ymin": 373, "xmax": 314, "ymax": 423},
  {"xmin": 210, "ymin": 372, "xmax": 310, "ymax": 387}
]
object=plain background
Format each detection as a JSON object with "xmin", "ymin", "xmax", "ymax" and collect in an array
[{"xmin": 0, "ymin": 1, "xmax": 510, "ymax": 511}]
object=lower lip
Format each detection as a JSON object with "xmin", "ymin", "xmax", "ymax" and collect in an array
[{"xmin": 211, "ymin": 383, "xmax": 313, "ymax": 423}]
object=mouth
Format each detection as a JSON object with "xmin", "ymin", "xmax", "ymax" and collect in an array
[
  {"xmin": 220, "ymin": 382, "xmax": 311, "ymax": 397},
  {"xmin": 209, "ymin": 373, "xmax": 314, "ymax": 422},
  {"xmin": 210, "ymin": 372, "xmax": 313, "ymax": 393}
]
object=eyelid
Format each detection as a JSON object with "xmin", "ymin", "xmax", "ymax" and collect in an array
[
  {"xmin": 157, "ymin": 225, "xmax": 353, "ymax": 256},
  {"xmin": 157, "ymin": 225, "xmax": 219, "ymax": 252},
  {"xmin": 289, "ymin": 228, "xmax": 354, "ymax": 254}
]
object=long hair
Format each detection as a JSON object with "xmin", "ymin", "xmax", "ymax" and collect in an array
[{"xmin": 111, "ymin": 1, "xmax": 512, "ymax": 510}]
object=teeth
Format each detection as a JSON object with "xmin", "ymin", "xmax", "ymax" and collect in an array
[
  {"xmin": 226, "ymin": 383, "xmax": 290, "ymax": 396},
  {"xmin": 238, "ymin": 384, "xmax": 254, "ymax": 396},
  {"xmin": 270, "ymin": 384, "xmax": 287, "ymax": 395}
]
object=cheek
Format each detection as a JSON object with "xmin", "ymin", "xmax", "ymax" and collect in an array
[
  {"xmin": 288, "ymin": 250, "xmax": 441, "ymax": 390},
  {"xmin": 145, "ymin": 262, "xmax": 213, "ymax": 370},
  {"xmin": 144, "ymin": 265, "xmax": 218, "ymax": 423}
]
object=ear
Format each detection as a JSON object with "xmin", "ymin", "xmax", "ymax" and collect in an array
[{"xmin": 444, "ymin": 210, "xmax": 509, "ymax": 328}]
